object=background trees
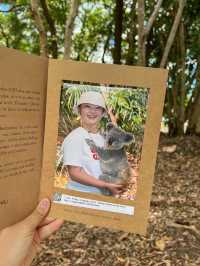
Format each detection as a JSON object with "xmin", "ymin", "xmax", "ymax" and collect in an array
[{"xmin": 0, "ymin": 0, "xmax": 200, "ymax": 136}]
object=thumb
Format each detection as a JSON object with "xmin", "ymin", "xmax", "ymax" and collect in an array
[{"xmin": 22, "ymin": 198, "xmax": 51, "ymax": 231}]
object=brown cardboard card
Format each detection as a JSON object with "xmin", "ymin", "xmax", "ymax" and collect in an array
[
  {"xmin": 0, "ymin": 47, "xmax": 168, "ymax": 234},
  {"xmin": 0, "ymin": 47, "xmax": 48, "ymax": 229},
  {"xmin": 41, "ymin": 59, "xmax": 168, "ymax": 235}
]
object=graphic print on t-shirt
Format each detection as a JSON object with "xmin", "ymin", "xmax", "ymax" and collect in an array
[{"xmin": 90, "ymin": 146, "xmax": 100, "ymax": 160}]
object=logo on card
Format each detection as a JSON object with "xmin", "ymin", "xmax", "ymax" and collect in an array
[{"xmin": 53, "ymin": 192, "xmax": 62, "ymax": 202}]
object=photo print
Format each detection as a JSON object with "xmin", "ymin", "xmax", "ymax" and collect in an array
[{"xmin": 55, "ymin": 82, "xmax": 149, "ymax": 201}]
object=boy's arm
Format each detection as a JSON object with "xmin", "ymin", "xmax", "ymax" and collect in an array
[
  {"xmin": 66, "ymin": 166, "xmax": 124, "ymax": 194},
  {"xmin": 67, "ymin": 165, "xmax": 107, "ymax": 188}
]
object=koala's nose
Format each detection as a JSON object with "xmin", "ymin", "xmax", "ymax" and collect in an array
[
  {"xmin": 108, "ymin": 138, "xmax": 113, "ymax": 145},
  {"xmin": 125, "ymin": 133, "xmax": 134, "ymax": 142}
]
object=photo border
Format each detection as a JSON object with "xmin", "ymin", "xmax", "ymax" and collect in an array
[{"xmin": 40, "ymin": 59, "xmax": 168, "ymax": 234}]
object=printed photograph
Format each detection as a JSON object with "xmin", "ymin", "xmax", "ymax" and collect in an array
[{"xmin": 55, "ymin": 82, "xmax": 149, "ymax": 200}]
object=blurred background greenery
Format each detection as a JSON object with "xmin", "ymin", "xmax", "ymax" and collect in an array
[{"xmin": 0, "ymin": 0, "xmax": 199, "ymax": 137}]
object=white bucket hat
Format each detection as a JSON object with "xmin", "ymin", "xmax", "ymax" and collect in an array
[{"xmin": 73, "ymin": 91, "xmax": 106, "ymax": 115}]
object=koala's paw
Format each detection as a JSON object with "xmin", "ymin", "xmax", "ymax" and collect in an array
[{"xmin": 85, "ymin": 138, "xmax": 96, "ymax": 149}]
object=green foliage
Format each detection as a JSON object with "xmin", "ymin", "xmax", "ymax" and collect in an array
[
  {"xmin": 73, "ymin": 1, "xmax": 113, "ymax": 61},
  {"xmin": 60, "ymin": 84, "xmax": 84, "ymax": 125},
  {"xmin": 106, "ymin": 88, "xmax": 147, "ymax": 135},
  {"xmin": 1, "ymin": 0, "xmax": 200, "ymax": 135},
  {"xmin": 0, "ymin": 1, "xmax": 40, "ymax": 53}
]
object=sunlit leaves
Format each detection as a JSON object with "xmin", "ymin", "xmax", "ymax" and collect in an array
[{"xmin": 106, "ymin": 88, "xmax": 148, "ymax": 136}]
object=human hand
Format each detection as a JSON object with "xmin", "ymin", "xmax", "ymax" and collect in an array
[
  {"xmin": 0, "ymin": 198, "xmax": 63, "ymax": 266},
  {"xmin": 105, "ymin": 183, "xmax": 126, "ymax": 195}
]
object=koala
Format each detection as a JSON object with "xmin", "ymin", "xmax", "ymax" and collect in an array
[{"xmin": 85, "ymin": 123, "xmax": 134, "ymax": 196}]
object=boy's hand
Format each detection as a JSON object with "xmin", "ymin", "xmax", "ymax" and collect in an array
[{"xmin": 105, "ymin": 183, "xmax": 125, "ymax": 195}]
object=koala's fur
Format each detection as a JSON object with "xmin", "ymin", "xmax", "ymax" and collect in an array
[{"xmin": 85, "ymin": 123, "xmax": 134, "ymax": 196}]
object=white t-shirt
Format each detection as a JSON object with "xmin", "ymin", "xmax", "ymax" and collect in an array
[{"xmin": 62, "ymin": 127, "xmax": 105, "ymax": 194}]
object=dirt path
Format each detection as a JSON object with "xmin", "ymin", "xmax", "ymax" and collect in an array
[{"xmin": 33, "ymin": 136, "xmax": 200, "ymax": 266}]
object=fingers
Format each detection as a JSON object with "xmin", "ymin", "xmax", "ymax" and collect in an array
[
  {"xmin": 115, "ymin": 184, "xmax": 124, "ymax": 188},
  {"xmin": 38, "ymin": 217, "xmax": 57, "ymax": 228},
  {"xmin": 38, "ymin": 219, "xmax": 64, "ymax": 240},
  {"xmin": 22, "ymin": 198, "xmax": 51, "ymax": 232},
  {"xmin": 112, "ymin": 184, "xmax": 124, "ymax": 191},
  {"xmin": 110, "ymin": 184, "xmax": 127, "ymax": 195},
  {"xmin": 106, "ymin": 182, "xmax": 128, "ymax": 195}
]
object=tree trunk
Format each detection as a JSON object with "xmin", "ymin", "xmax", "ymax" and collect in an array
[
  {"xmin": 101, "ymin": 91, "xmax": 118, "ymax": 125},
  {"xmin": 167, "ymin": 20, "xmax": 186, "ymax": 136},
  {"xmin": 144, "ymin": 0, "xmax": 163, "ymax": 36},
  {"xmin": 126, "ymin": 1, "xmax": 136, "ymax": 65},
  {"xmin": 102, "ymin": 25, "xmax": 112, "ymax": 63},
  {"xmin": 30, "ymin": 0, "xmax": 48, "ymax": 57},
  {"xmin": 137, "ymin": 0, "xmax": 163, "ymax": 66},
  {"xmin": 185, "ymin": 75, "xmax": 199, "ymax": 121},
  {"xmin": 177, "ymin": 21, "xmax": 186, "ymax": 135},
  {"xmin": 113, "ymin": 0, "xmax": 123, "ymax": 64},
  {"xmin": 187, "ymin": 69, "xmax": 200, "ymax": 135},
  {"xmin": 40, "ymin": 0, "xmax": 58, "ymax": 58},
  {"xmin": 187, "ymin": 90, "xmax": 200, "ymax": 135},
  {"xmin": 172, "ymin": 72, "xmax": 179, "ymax": 126},
  {"xmin": 166, "ymin": 85, "xmax": 178, "ymax": 136},
  {"xmin": 64, "ymin": 0, "xmax": 80, "ymax": 59},
  {"xmin": 137, "ymin": 0, "xmax": 145, "ymax": 66},
  {"xmin": 160, "ymin": 0, "xmax": 186, "ymax": 68}
]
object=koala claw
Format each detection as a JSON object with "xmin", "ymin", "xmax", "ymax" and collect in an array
[{"xmin": 85, "ymin": 138, "xmax": 96, "ymax": 149}]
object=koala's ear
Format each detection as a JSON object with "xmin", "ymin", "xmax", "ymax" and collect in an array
[
  {"xmin": 124, "ymin": 133, "xmax": 134, "ymax": 143},
  {"xmin": 106, "ymin": 122, "xmax": 114, "ymax": 131}
]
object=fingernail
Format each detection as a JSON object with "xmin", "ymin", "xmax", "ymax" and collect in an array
[{"xmin": 38, "ymin": 198, "xmax": 50, "ymax": 212}]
